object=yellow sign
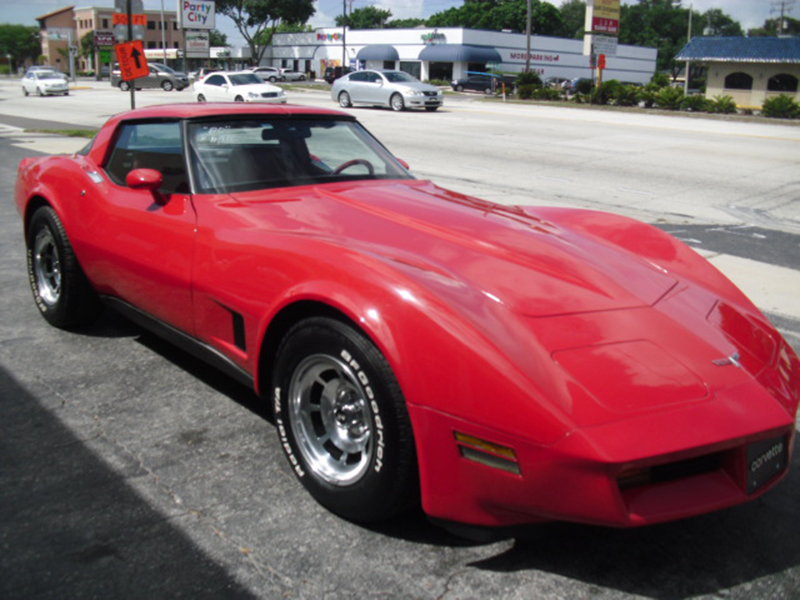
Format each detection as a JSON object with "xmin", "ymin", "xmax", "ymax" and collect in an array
[{"xmin": 594, "ymin": 0, "xmax": 621, "ymax": 21}]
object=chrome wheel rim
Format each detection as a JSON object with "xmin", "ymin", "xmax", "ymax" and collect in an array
[
  {"xmin": 33, "ymin": 228, "xmax": 61, "ymax": 307},
  {"xmin": 339, "ymin": 92, "xmax": 350, "ymax": 107},
  {"xmin": 288, "ymin": 354, "xmax": 373, "ymax": 486},
  {"xmin": 391, "ymin": 95, "xmax": 403, "ymax": 110}
]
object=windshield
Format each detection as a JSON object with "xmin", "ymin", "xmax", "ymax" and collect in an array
[
  {"xmin": 188, "ymin": 117, "xmax": 412, "ymax": 193},
  {"xmin": 383, "ymin": 71, "xmax": 417, "ymax": 83},
  {"xmin": 230, "ymin": 73, "xmax": 263, "ymax": 86},
  {"xmin": 152, "ymin": 63, "xmax": 177, "ymax": 74}
]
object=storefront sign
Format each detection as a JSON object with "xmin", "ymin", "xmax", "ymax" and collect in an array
[{"xmin": 179, "ymin": 0, "xmax": 215, "ymax": 29}]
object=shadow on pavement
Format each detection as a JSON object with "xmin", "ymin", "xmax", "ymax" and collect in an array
[{"xmin": 0, "ymin": 365, "xmax": 258, "ymax": 600}]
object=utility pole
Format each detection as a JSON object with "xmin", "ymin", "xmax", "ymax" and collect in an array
[
  {"xmin": 525, "ymin": 0, "xmax": 531, "ymax": 73},
  {"xmin": 771, "ymin": 0, "xmax": 796, "ymax": 35}
]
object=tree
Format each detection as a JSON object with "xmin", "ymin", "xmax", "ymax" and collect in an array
[
  {"xmin": 749, "ymin": 16, "xmax": 800, "ymax": 37},
  {"xmin": 386, "ymin": 18, "xmax": 427, "ymax": 29},
  {"xmin": 335, "ymin": 6, "xmax": 392, "ymax": 29},
  {"xmin": 215, "ymin": 0, "xmax": 315, "ymax": 65},
  {"xmin": 0, "ymin": 24, "xmax": 41, "ymax": 72},
  {"xmin": 619, "ymin": 0, "xmax": 700, "ymax": 78},
  {"xmin": 555, "ymin": 0, "xmax": 586, "ymax": 39},
  {"xmin": 700, "ymin": 8, "xmax": 743, "ymax": 36},
  {"xmin": 80, "ymin": 31, "xmax": 95, "ymax": 63},
  {"xmin": 427, "ymin": 0, "xmax": 563, "ymax": 36},
  {"xmin": 209, "ymin": 29, "xmax": 228, "ymax": 47}
]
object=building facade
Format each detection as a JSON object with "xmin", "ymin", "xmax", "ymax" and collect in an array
[
  {"xmin": 676, "ymin": 37, "xmax": 800, "ymax": 109},
  {"xmin": 264, "ymin": 27, "xmax": 657, "ymax": 85},
  {"xmin": 37, "ymin": 4, "xmax": 182, "ymax": 74}
]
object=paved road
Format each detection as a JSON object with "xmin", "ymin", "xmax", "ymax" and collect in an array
[{"xmin": 1, "ymin": 80, "xmax": 799, "ymax": 599}]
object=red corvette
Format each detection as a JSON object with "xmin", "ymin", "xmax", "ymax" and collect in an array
[{"xmin": 15, "ymin": 104, "xmax": 799, "ymax": 535}]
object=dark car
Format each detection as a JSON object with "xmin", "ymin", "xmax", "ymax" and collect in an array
[
  {"xmin": 451, "ymin": 74, "xmax": 515, "ymax": 94},
  {"xmin": 324, "ymin": 66, "xmax": 353, "ymax": 84}
]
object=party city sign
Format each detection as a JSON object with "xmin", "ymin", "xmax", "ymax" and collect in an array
[{"xmin": 179, "ymin": 0, "xmax": 215, "ymax": 29}]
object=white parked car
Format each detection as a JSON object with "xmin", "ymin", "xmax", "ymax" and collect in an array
[
  {"xmin": 21, "ymin": 70, "xmax": 69, "ymax": 96},
  {"xmin": 193, "ymin": 71, "xmax": 287, "ymax": 104},
  {"xmin": 280, "ymin": 68, "xmax": 307, "ymax": 81},
  {"xmin": 331, "ymin": 69, "xmax": 443, "ymax": 112},
  {"xmin": 247, "ymin": 66, "xmax": 283, "ymax": 82}
]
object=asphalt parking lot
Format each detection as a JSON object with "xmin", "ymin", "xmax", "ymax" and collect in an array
[{"xmin": 1, "ymin": 78, "xmax": 799, "ymax": 599}]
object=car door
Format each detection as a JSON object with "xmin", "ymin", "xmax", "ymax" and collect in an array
[
  {"xmin": 87, "ymin": 120, "xmax": 197, "ymax": 334},
  {"xmin": 363, "ymin": 71, "xmax": 387, "ymax": 104},
  {"xmin": 201, "ymin": 74, "xmax": 228, "ymax": 101},
  {"xmin": 345, "ymin": 71, "xmax": 370, "ymax": 103}
]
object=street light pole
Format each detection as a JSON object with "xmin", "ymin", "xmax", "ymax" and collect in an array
[{"xmin": 685, "ymin": 3, "xmax": 692, "ymax": 94}]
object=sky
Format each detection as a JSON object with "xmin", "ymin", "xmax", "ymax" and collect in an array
[{"xmin": 0, "ymin": 0, "xmax": 790, "ymax": 47}]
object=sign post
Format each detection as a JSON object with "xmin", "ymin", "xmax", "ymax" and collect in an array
[{"xmin": 114, "ymin": 0, "xmax": 147, "ymax": 108}]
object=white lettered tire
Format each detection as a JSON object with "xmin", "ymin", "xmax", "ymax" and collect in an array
[{"xmin": 273, "ymin": 317, "xmax": 417, "ymax": 522}]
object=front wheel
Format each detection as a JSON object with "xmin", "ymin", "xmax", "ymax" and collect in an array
[
  {"xmin": 273, "ymin": 317, "xmax": 418, "ymax": 522},
  {"xmin": 22, "ymin": 87, "xmax": 29, "ymax": 96},
  {"xmin": 390, "ymin": 93, "xmax": 404, "ymax": 112},
  {"xmin": 197, "ymin": 94, "xmax": 206, "ymax": 103},
  {"xmin": 26, "ymin": 207, "xmax": 99, "ymax": 329},
  {"xmin": 162, "ymin": 80, "xmax": 174, "ymax": 91},
  {"xmin": 338, "ymin": 91, "xmax": 352, "ymax": 108},
  {"xmin": 234, "ymin": 95, "xmax": 244, "ymax": 102},
  {"xmin": 119, "ymin": 81, "xmax": 130, "ymax": 92}
]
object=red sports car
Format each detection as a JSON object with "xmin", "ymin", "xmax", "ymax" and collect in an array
[{"xmin": 15, "ymin": 104, "xmax": 799, "ymax": 536}]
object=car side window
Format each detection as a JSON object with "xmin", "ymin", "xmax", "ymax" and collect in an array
[
  {"xmin": 104, "ymin": 121, "xmax": 188, "ymax": 193},
  {"xmin": 349, "ymin": 72, "xmax": 368, "ymax": 83},
  {"xmin": 205, "ymin": 75, "xmax": 225, "ymax": 86},
  {"xmin": 367, "ymin": 72, "xmax": 382, "ymax": 84}
]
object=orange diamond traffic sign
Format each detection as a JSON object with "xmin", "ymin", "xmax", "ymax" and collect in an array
[{"xmin": 115, "ymin": 40, "xmax": 149, "ymax": 81}]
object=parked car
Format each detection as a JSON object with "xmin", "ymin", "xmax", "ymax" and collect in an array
[
  {"xmin": 324, "ymin": 65, "xmax": 352, "ymax": 84},
  {"xmin": 193, "ymin": 71, "xmax": 287, "ymax": 103},
  {"xmin": 332, "ymin": 69, "xmax": 443, "ymax": 111},
  {"xmin": 111, "ymin": 62, "xmax": 189, "ymax": 91},
  {"xmin": 15, "ymin": 103, "xmax": 799, "ymax": 533},
  {"xmin": 280, "ymin": 68, "xmax": 307, "ymax": 81},
  {"xmin": 451, "ymin": 74, "xmax": 509, "ymax": 94},
  {"xmin": 189, "ymin": 67, "xmax": 220, "ymax": 82},
  {"xmin": 21, "ymin": 70, "xmax": 69, "ymax": 96},
  {"xmin": 248, "ymin": 66, "xmax": 284, "ymax": 82}
]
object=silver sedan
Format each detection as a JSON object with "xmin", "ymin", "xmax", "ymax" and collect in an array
[{"xmin": 331, "ymin": 70, "xmax": 443, "ymax": 112}]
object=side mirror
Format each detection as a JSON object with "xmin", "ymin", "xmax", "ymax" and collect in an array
[
  {"xmin": 126, "ymin": 168, "xmax": 163, "ymax": 191},
  {"xmin": 397, "ymin": 158, "xmax": 410, "ymax": 170}
]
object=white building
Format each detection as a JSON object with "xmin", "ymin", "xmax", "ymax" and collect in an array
[{"xmin": 264, "ymin": 27, "xmax": 657, "ymax": 84}]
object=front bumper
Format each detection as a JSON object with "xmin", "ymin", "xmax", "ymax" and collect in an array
[{"xmin": 409, "ymin": 375, "xmax": 796, "ymax": 529}]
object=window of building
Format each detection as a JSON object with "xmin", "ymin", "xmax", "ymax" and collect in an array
[
  {"xmin": 768, "ymin": 73, "xmax": 798, "ymax": 93},
  {"xmin": 148, "ymin": 20, "xmax": 156, "ymax": 30},
  {"xmin": 148, "ymin": 41, "xmax": 156, "ymax": 49},
  {"xmin": 103, "ymin": 18, "xmax": 109, "ymax": 28},
  {"xmin": 399, "ymin": 61, "xmax": 421, "ymax": 80},
  {"xmin": 724, "ymin": 72, "xmax": 753, "ymax": 90}
]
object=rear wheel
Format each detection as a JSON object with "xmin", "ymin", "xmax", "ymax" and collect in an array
[
  {"xmin": 26, "ymin": 207, "xmax": 99, "ymax": 329},
  {"xmin": 390, "ymin": 93, "xmax": 404, "ymax": 112},
  {"xmin": 454, "ymin": 85, "xmax": 463, "ymax": 92},
  {"xmin": 338, "ymin": 91, "xmax": 352, "ymax": 108},
  {"xmin": 273, "ymin": 317, "xmax": 418, "ymax": 522}
]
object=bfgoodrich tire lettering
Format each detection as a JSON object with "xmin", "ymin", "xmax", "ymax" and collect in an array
[
  {"xmin": 27, "ymin": 206, "xmax": 99, "ymax": 329},
  {"xmin": 273, "ymin": 317, "xmax": 417, "ymax": 522}
]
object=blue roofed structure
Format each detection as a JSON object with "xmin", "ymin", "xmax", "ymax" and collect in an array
[
  {"xmin": 675, "ymin": 37, "xmax": 800, "ymax": 63},
  {"xmin": 675, "ymin": 37, "xmax": 800, "ymax": 109}
]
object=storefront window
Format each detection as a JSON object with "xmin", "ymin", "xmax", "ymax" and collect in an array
[
  {"xmin": 399, "ymin": 61, "xmax": 421, "ymax": 80},
  {"xmin": 428, "ymin": 62, "xmax": 452, "ymax": 81}
]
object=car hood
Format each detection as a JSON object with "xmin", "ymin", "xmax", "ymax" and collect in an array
[
  {"xmin": 230, "ymin": 180, "xmax": 677, "ymax": 317},
  {"xmin": 397, "ymin": 82, "xmax": 440, "ymax": 93}
]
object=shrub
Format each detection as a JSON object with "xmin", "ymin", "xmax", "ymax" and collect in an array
[
  {"xmin": 592, "ymin": 79, "xmax": 620, "ymax": 105},
  {"xmin": 655, "ymin": 86, "xmax": 684, "ymax": 110},
  {"xmin": 574, "ymin": 77, "xmax": 594, "ymax": 95},
  {"xmin": 638, "ymin": 82, "xmax": 661, "ymax": 108},
  {"xmin": 650, "ymin": 72, "xmax": 671, "ymax": 88},
  {"xmin": 517, "ymin": 85, "xmax": 561, "ymax": 101},
  {"xmin": 426, "ymin": 79, "xmax": 450, "ymax": 87},
  {"xmin": 613, "ymin": 84, "xmax": 641, "ymax": 107},
  {"xmin": 709, "ymin": 94, "xmax": 737, "ymax": 114},
  {"xmin": 680, "ymin": 94, "xmax": 710, "ymax": 112},
  {"xmin": 762, "ymin": 94, "xmax": 800, "ymax": 119},
  {"xmin": 516, "ymin": 71, "xmax": 542, "ymax": 87}
]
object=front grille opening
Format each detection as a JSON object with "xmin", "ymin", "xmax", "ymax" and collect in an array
[{"xmin": 619, "ymin": 452, "xmax": 723, "ymax": 490}]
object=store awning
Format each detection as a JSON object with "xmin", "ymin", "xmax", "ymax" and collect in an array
[
  {"xmin": 418, "ymin": 44, "xmax": 502, "ymax": 63},
  {"xmin": 356, "ymin": 45, "xmax": 400, "ymax": 61}
]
